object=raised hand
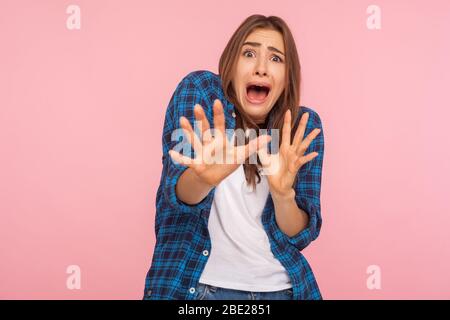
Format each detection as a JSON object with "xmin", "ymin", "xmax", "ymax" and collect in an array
[
  {"xmin": 169, "ymin": 99, "xmax": 271, "ymax": 187},
  {"xmin": 258, "ymin": 109, "xmax": 321, "ymax": 197}
]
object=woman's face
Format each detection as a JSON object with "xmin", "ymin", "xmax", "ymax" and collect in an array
[{"xmin": 232, "ymin": 28, "xmax": 286, "ymax": 124}]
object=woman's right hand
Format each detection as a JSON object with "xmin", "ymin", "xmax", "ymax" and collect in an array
[{"xmin": 169, "ymin": 99, "xmax": 271, "ymax": 187}]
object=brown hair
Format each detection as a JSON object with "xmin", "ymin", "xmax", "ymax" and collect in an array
[{"xmin": 219, "ymin": 14, "xmax": 301, "ymax": 190}]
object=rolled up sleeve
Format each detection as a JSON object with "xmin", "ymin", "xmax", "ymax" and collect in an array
[
  {"xmin": 160, "ymin": 73, "xmax": 215, "ymax": 215},
  {"xmin": 285, "ymin": 109, "xmax": 325, "ymax": 251}
]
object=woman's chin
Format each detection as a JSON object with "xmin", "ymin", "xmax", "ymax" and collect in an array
[
  {"xmin": 236, "ymin": 96, "xmax": 272, "ymax": 123},
  {"xmin": 242, "ymin": 106, "xmax": 269, "ymax": 123}
]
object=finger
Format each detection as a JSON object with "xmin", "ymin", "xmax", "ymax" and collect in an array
[
  {"xmin": 180, "ymin": 116, "xmax": 203, "ymax": 153},
  {"xmin": 194, "ymin": 104, "xmax": 212, "ymax": 143},
  {"xmin": 168, "ymin": 150, "xmax": 194, "ymax": 166},
  {"xmin": 257, "ymin": 145, "xmax": 271, "ymax": 168},
  {"xmin": 213, "ymin": 99, "xmax": 226, "ymax": 137},
  {"xmin": 292, "ymin": 112, "xmax": 309, "ymax": 148},
  {"xmin": 281, "ymin": 109, "xmax": 292, "ymax": 148},
  {"xmin": 237, "ymin": 135, "xmax": 271, "ymax": 163},
  {"xmin": 258, "ymin": 144, "xmax": 281, "ymax": 176},
  {"xmin": 296, "ymin": 128, "xmax": 321, "ymax": 156},
  {"xmin": 293, "ymin": 151, "xmax": 319, "ymax": 170},
  {"xmin": 204, "ymin": 137, "xmax": 225, "ymax": 165}
]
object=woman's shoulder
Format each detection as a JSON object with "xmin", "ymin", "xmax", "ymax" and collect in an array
[
  {"xmin": 173, "ymin": 70, "xmax": 227, "ymax": 110},
  {"xmin": 168, "ymin": 70, "xmax": 226, "ymax": 117},
  {"xmin": 179, "ymin": 70, "xmax": 221, "ymax": 88},
  {"xmin": 299, "ymin": 105, "xmax": 323, "ymax": 129}
]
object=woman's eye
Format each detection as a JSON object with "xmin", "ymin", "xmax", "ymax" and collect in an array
[
  {"xmin": 243, "ymin": 50, "xmax": 255, "ymax": 58},
  {"xmin": 242, "ymin": 50, "xmax": 283, "ymax": 62},
  {"xmin": 271, "ymin": 55, "xmax": 283, "ymax": 63}
]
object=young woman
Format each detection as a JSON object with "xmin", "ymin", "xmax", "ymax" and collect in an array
[{"xmin": 143, "ymin": 14, "xmax": 325, "ymax": 300}]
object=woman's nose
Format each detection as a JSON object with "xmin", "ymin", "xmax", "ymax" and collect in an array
[{"xmin": 254, "ymin": 58, "xmax": 268, "ymax": 77}]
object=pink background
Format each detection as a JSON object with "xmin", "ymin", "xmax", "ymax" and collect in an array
[{"xmin": 1, "ymin": 0, "xmax": 450, "ymax": 299}]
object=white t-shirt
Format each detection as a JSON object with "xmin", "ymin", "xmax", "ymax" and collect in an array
[{"xmin": 199, "ymin": 165, "xmax": 292, "ymax": 292}]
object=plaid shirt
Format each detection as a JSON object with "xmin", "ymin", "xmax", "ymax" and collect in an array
[{"xmin": 143, "ymin": 70, "xmax": 325, "ymax": 300}]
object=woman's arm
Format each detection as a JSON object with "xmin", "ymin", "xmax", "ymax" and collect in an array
[
  {"xmin": 259, "ymin": 109, "xmax": 324, "ymax": 244},
  {"xmin": 175, "ymin": 167, "xmax": 214, "ymax": 205},
  {"xmin": 271, "ymin": 189, "xmax": 309, "ymax": 237}
]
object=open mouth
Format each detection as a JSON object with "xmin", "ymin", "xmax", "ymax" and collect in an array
[{"xmin": 246, "ymin": 84, "xmax": 271, "ymax": 104}]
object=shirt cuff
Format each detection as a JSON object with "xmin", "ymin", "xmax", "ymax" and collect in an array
[
  {"xmin": 285, "ymin": 194, "xmax": 321, "ymax": 251},
  {"xmin": 163, "ymin": 155, "xmax": 214, "ymax": 214}
]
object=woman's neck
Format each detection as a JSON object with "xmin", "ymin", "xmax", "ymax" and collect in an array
[{"xmin": 257, "ymin": 117, "xmax": 269, "ymax": 129}]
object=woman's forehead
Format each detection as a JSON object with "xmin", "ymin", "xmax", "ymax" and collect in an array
[{"xmin": 244, "ymin": 28, "xmax": 285, "ymax": 51}]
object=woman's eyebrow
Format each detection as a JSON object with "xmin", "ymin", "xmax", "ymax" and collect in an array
[{"xmin": 242, "ymin": 41, "xmax": 285, "ymax": 56}]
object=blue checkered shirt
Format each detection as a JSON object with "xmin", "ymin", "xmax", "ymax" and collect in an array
[{"xmin": 143, "ymin": 70, "xmax": 325, "ymax": 300}]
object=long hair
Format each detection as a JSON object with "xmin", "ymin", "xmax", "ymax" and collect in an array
[{"xmin": 219, "ymin": 15, "xmax": 301, "ymax": 190}]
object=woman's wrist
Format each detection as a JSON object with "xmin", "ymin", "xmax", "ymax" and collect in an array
[
  {"xmin": 270, "ymin": 188, "xmax": 296, "ymax": 202},
  {"xmin": 190, "ymin": 168, "xmax": 215, "ymax": 190},
  {"xmin": 176, "ymin": 168, "xmax": 214, "ymax": 205}
]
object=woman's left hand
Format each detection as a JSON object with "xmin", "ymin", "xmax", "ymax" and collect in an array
[{"xmin": 258, "ymin": 110, "xmax": 321, "ymax": 198}]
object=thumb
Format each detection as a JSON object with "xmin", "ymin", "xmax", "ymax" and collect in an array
[
  {"xmin": 244, "ymin": 134, "xmax": 271, "ymax": 161},
  {"xmin": 257, "ymin": 145, "xmax": 271, "ymax": 168}
]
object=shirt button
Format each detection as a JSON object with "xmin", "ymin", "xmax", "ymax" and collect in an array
[
  {"xmin": 189, "ymin": 287, "xmax": 196, "ymax": 294},
  {"xmin": 202, "ymin": 250, "xmax": 209, "ymax": 256},
  {"xmin": 232, "ymin": 111, "xmax": 236, "ymax": 118}
]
